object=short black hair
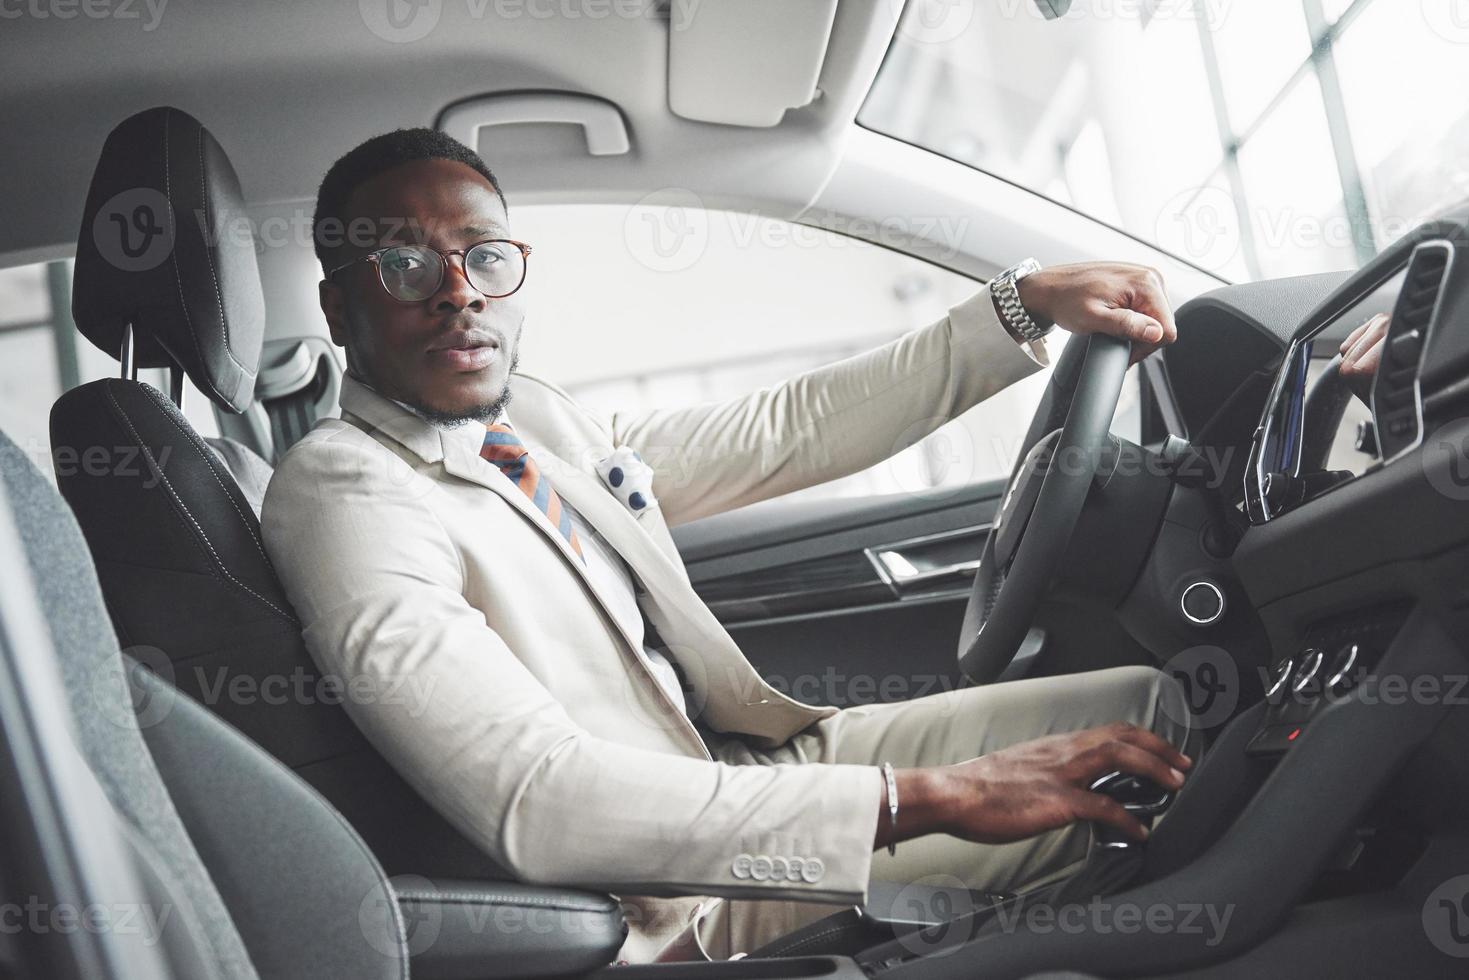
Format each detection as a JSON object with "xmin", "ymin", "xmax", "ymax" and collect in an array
[{"xmin": 312, "ymin": 127, "xmax": 507, "ymax": 271}]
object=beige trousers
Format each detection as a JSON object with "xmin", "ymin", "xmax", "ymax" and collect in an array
[{"xmin": 685, "ymin": 664, "xmax": 1194, "ymax": 960}]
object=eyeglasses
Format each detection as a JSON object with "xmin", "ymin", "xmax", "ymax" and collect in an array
[{"xmin": 326, "ymin": 239, "xmax": 532, "ymax": 302}]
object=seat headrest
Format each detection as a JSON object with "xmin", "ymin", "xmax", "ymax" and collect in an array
[{"xmin": 73, "ymin": 106, "xmax": 264, "ymax": 414}]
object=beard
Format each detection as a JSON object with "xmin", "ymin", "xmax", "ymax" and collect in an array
[
  {"xmin": 415, "ymin": 345, "xmax": 521, "ymax": 428},
  {"xmin": 347, "ymin": 344, "xmax": 521, "ymax": 428}
]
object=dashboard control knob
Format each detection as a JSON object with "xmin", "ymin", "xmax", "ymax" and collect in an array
[
  {"xmin": 1266, "ymin": 657, "xmax": 1294, "ymax": 699},
  {"xmin": 1354, "ymin": 419, "xmax": 1378, "ymax": 457},
  {"xmin": 1326, "ymin": 643, "xmax": 1362, "ymax": 697},
  {"xmin": 1291, "ymin": 648, "xmax": 1325, "ymax": 696},
  {"xmin": 1180, "ymin": 580, "xmax": 1226, "ymax": 626}
]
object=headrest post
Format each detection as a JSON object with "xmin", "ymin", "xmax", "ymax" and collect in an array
[
  {"xmin": 169, "ymin": 365, "xmax": 186, "ymax": 412},
  {"xmin": 119, "ymin": 323, "xmax": 137, "ymax": 381}
]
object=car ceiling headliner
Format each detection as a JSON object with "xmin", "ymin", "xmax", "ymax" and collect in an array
[{"xmin": 0, "ymin": 0, "xmax": 901, "ymax": 260}]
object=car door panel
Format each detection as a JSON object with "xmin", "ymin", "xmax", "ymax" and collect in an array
[{"xmin": 672, "ymin": 478, "xmax": 1006, "ymax": 706}]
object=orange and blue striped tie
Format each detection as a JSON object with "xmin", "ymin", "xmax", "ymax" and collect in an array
[{"xmin": 480, "ymin": 423, "xmax": 585, "ymax": 563}]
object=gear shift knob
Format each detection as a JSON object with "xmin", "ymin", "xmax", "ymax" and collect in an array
[{"xmin": 1088, "ymin": 770, "xmax": 1174, "ymax": 850}]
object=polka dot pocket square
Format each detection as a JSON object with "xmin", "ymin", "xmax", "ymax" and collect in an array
[{"xmin": 594, "ymin": 446, "xmax": 659, "ymax": 516}]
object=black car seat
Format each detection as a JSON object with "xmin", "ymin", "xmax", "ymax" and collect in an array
[{"xmin": 45, "ymin": 106, "xmax": 626, "ymax": 976}]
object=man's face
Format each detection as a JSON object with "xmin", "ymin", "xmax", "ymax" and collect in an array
[{"xmin": 320, "ymin": 157, "xmax": 525, "ymax": 424}]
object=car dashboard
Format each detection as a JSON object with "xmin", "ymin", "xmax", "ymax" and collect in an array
[{"xmin": 1245, "ymin": 211, "xmax": 1469, "ymax": 524}]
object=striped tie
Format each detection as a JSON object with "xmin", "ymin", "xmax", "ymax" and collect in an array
[{"xmin": 480, "ymin": 423, "xmax": 585, "ymax": 563}]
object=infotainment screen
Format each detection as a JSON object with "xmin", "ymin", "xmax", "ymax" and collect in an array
[{"xmin": 1247, "ymin": 268, "xmax": 1406, "ymax": 522}]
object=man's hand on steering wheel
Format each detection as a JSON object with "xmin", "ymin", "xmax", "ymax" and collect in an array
[
  {"xmin": 1016, "ymin": 262, "xmax": 1179, "ymax": 364},
  {"xmin": 874, "ymin": 723, "xmax": 1192, "ymax": 851}
]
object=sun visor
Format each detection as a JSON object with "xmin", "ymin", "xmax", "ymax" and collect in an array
[{"xmin": 668, "ymin": 0, "xmax": 839, "ymax": 127}]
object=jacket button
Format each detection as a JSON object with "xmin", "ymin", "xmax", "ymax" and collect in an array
[
  {"xmin": 731, "ymin": 854, "xmax": 753, "ymax": 879},
  {"xmin": 750, "ymin": 855, "xmax": 774, "ymax": 881},
  {"xmin": 801, "ymin": 857, "xmax": 825, "ymax": 883}
]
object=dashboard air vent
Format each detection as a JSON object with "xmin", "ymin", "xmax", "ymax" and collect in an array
[{"xmin": 1372, "ymin": 242, "xmax": 1452, "ymax": 460}]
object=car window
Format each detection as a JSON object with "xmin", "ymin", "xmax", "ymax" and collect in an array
[
  {"xmin": 0, "ymin": 259, "xmax": 220, "ymax": 485},
  {"xmin": 512, "ymin": 204, "xmax": 1140, "ymax": 506},
  {"xmin": 862, "ymin": 0, "xmax": 1469, "ymax": 283}
]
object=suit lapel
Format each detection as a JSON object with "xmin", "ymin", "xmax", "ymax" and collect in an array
[
  {"xmin": 337, "ymin": 374, "xmax": 639, "ymax": 646},
  {"xmin": 436, "ymin": 433, "xmax": 664, "ymax": 655},
  {"xmin": 337, "ymin": 373, "xmax": 823, "ymax": 741}
]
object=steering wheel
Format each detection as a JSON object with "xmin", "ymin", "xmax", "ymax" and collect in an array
[{"xmin": 958, "ymin": 333, "xmax": 1133, "ymax": 684}]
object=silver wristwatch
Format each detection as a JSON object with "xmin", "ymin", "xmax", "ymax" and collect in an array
[{"xmin": 989, "ymin": 257, "xmax": 1052, "ymax": 357}]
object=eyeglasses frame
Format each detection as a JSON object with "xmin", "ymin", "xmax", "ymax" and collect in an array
[{"xmin": 325, "ymin": 238, "xmax": 533, "ymax": 301}]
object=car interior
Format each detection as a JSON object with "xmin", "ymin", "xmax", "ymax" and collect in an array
[{"xmin": 2, "ymin": 0, "xmax": 1468, "ymax": 977}]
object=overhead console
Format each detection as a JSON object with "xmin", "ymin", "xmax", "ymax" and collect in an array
[{"xmin": 1244, "ymin": 206, "xmax": 1469, "ymax": 523}]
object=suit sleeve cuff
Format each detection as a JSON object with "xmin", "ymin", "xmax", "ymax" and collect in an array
[{"xmin": 948, "ymin": 287, "xmax": 1051, "ymax": 384}]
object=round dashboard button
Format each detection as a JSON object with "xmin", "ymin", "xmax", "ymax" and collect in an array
[
  {"xmin": 1180, "ymin": 580, "xmax": 1226, "ymax": 626},
  {"xmin": 1266, "ymin": 657, "xmax": 1294, "ymax": 699},
  {"xmin": 1326, "ymin": 643, "xmax": 1361, "ymax": 697},
  {"xmin": 1291, "ymin": 648, "xmax": 1325, "ymax": 696}
]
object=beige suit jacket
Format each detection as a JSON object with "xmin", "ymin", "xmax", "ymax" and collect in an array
[{"xmin": 260, "ymin": 288, "xmax": 1042, "ymax": 956}]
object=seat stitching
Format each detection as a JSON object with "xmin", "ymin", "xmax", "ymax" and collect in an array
[
  {"xmin": 196, "ymin": 123, "xmax": 250, "ymax": 376},
  {"xmin": 757, "ymin": 921, "xmax": 861, "ymax": 957},
  {"xmin": 162, "ymin": 112, "xmax": 232, "ymax": 407},
  {"xmin": 395, "ymin": 891, "xmax": 618, "ymax": 914},
  {"xmin": 143, "ymin": 384, "xmax": 275, "ymax": 571},
  {"xmin": 104, "ymin": 383, "xmax": 295, "ymax": 625}
]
